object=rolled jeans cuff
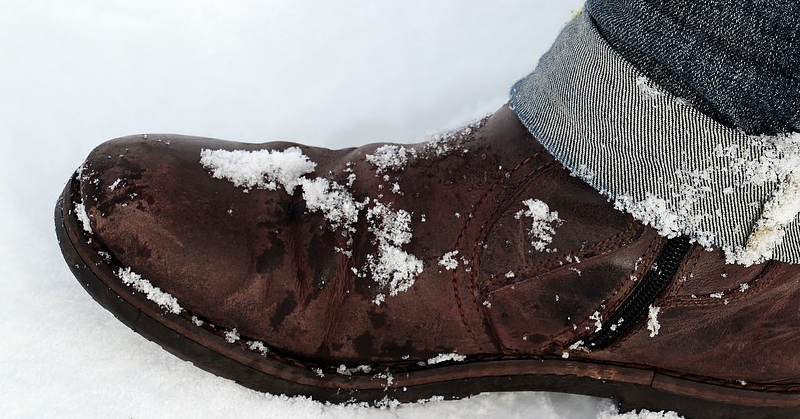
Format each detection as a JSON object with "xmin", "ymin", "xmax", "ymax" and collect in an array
[{"xmin": 510, "ymin": 10, "xmax": 800, "ymax": 265}]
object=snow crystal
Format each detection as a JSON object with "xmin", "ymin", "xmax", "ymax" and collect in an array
[
  {"xmin": 191, "ymin": 316, "xmax": 204, "ymax": 326},
  {"xmin": 635, "ymin": 75, "xmax": 665, "ymax": 99},
  {"xmin": 373, "ymin": 370, "xmax": 394, "ymax": 389},
  {"xmin": 199, "ymin": 147, "xmax": 316, "ymax": 194},
  {"xmin": 423, "ymin": 116, "xmax": 486, "ymax": 156},
  {"xmin": 589, "ymin": 311, "xmax": 603, "ymax": 333},
  {"xmin": 365, "ymin": 203, "xmax": 423, "ymax": 298},
  {"xmin": 710, "ymin": 292, "xmax": 724, "ymax": 299},
  {"xmin": 365, "ymin": 145, "xmax": 417, "ymax": 173},
  {"xmin": 107, "ymin": 178, "xmax": 123, "ymax": 190},
  {"xmin": 504, "ymin": 271, "xmax": 515, "ymax": 278},
  {"xmin": 224, "ymin": 328, "xmax": 240, "ymax": 343},
  {"xmin": 647, "ymin": 305, "xmax": 660, "ymax": 338},
  {"xmin": 561, "ymin": 352, "xmax": 569, "ymax": 359},
  {"xmin": 336, "ymin": 364, "xmax": 372, "ymax": 376},
  {"xmin": 426, "ymin": 353, "xmax": 466, "ymax": 365},
  {"xmin": 74, "ymin": 201, "xmax": 93, "ymax": 235},
  {"xmin": 739, "ymin": 283, "xmax": 750, "ymax": 292},
  {"xmin": 438, "ymin": 250, "xmax": 459, "ymax": 270},
  {"xmin": 614, "ymin": 192, "xmax": 714, "ymax": 248},
  {"xmin": 300, "ymin": 177, "xmax": 365, "ymax": 233},
  {"xmin": 568, "ymin": 340, "xmax": 586, "ymax": 351},
  {"xmin": 515, "ymin": 199, "xmax": 562, "ymax": 251},
  {"xmin": 572, "ymin": 163, "xmax": 596, "ymax": 182},
  {"xmin": 117, "ymin": 267, "xmax": 182, "ymax": 314}
]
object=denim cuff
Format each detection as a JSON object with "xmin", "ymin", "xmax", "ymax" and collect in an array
[{"xmin": 510, "ymin": 10, "xmax": 800, "ymax": 265}]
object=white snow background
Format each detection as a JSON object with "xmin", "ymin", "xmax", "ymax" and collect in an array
[{"xmin": 0, "ymin": 1, "xmax": 681, "ymax": 418}]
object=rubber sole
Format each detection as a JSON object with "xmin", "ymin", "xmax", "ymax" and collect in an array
[{"xmin": 55, "ymin": 171, "xmax": 800, "ymax": 418}]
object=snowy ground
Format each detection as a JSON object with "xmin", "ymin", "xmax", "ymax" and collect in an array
[{"xmin": 0, "ymin": 1, "xmax": 681, "ymax": 417}]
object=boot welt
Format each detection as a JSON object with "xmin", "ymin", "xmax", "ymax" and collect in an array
[{"xmin": 55, "ymin": 170, "xmax": 800, "ymax": 418}]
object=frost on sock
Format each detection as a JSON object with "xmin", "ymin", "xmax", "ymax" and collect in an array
[
  {"xmin": 117, "ymin": 267, "xmax": 182, "ymax": 314},
  {"xmin": 608, "ymin": 132, "xmax": 800, "ymax": 266},
  {"xmin": 515, "ymin": 199, "xmax": 562, "ymax": 252},
  {"xmin": 199, "ymin": 147, "xmax": 316, "ymax": 194}
]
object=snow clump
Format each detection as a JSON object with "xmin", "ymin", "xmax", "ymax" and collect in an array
[
  {"xmin": 515, "ymin": 199, "xmax": 563, "ymax": 252},
  {"xmin": 426, "ymin": 352, "xmax": 467, "ymax": 365},
  {"xmin": 300, "ymin": 177, "xmax": 365, "ymax": 233},
  {"xmin": 438, "ymin": 250, "xmax": 459, "ymax": 270},
  {"xmin": 366, "ymin": 203, "xmax": 424, "ymax": 299},
  {"xmin": 117, "ymin": 267, "xmax": 182, "ymax": 314},
  {"xmin": 200, "ymin": 147, "xmax": 316, "ymax": 194},
  {"xmin": 74, "ymin": 200, "xmax": 93, "ymax": 235},
  {"xmin": 365, "ymin": 145, "xmax": 418, "ymax": 173},
  {"xmin": 647, "ymin": 305, "xmax": 661, "ymax": 338}
]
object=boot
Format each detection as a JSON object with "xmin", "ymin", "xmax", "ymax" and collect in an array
[{"xmin": 56, "ymin": 105, "xmax": 800, "ymax": 418}]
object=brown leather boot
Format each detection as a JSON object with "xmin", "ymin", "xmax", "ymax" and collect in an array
[{"xmin": 56, "ymin": 105, "xmax": 800, "ymax": 418}]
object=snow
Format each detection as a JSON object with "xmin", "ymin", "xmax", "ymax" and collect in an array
[
  {"xmin": 200, "ymin": 147, "xmax": 316, "ymax": 194},
  {"xmin": 439, "ymin": 250, "xmax": 460, "ymax": 270},
  {"xmin": 117, "ymin": 267, "xmax": 182, "ymax": 315},
  {"xmin": 366, "ymin": 203, "xmax": 424, "ymax": 298},
  {"xmin": 647, "ymin": 306, "xmax": 661, "ymax": 338},
  {"xmin": 426, "ymin": 353, "xmax": 467, "ymax": 365},
  {"xmin": 613, "ymin": 132, "xmax": 800, "ymax": 267},
  {"xmin": 300, "ymin": 177, "xmax": 365, "ymax": 233},
  {"xmin": 366, "ymin": 144, "xmax": 418, "ymax": 173},
  {"xmin": 73, "ymin": 200, "xmax": 93, "ymax": 235},
  {"xmin": 1, "ymin": 0, "xmax": 685, "ymax": 417},
  {"xmin": 515, "ymin": 199, "xmax": 563, "ymax": 252},
  {"xmin": 224, "ymin": 328, "xmax": 241, "ymax": 343}
]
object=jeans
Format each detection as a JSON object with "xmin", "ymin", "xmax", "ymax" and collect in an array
[
  {"xmin": 510, "ymin": 2, "xmax": 800, "ymax": 265},
  {"xmin": 587, "ymin": 0, "xmax": 800, "ymax": 136}
]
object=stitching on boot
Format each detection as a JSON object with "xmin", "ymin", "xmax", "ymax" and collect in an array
[
  {"xmin": 451, "ymin": 151, "xmax": 547, "ymax": 349},
  {"xmin": 482, "ymin": 220, "xmax": 643, "ymax": 290},
  {"xmin": 662, "ymin": 244, "xmax": 703, "ymax": 306},
  {"xmin": 669, "ymin": 262, "xmax": 779, "ymax": 307},
  {"xmin": 554, "ymin": 234, "xmax": 663, "ymax": 352}
]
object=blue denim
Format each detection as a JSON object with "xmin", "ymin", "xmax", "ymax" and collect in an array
[
  {"xmin": 586, "ymin": 0, "xmax": 800, "ymax": 136},
  {"xmin": 510, "ymin": 5, "xmax": 800, "ymax": 264}
]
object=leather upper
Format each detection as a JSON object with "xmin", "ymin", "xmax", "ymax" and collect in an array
[{"xmin": 77, "ymin": 105, "xmax": 800, "ymax": 384}]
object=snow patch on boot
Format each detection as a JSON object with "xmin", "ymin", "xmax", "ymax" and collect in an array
[
  {"xmin": 366, "ymin": 144, "xmax": 418, "ymax": 173},
  {"xmin": 425, "ymin": 352, "xmax": 466, "ymax": 365},
  {"xmin": 438, "ymin": 250, "xmax": 459, "ymax": 271},
  {"xmin": 117, "ymin": 267, "xmax": 182, "ymax": 314},
  {"xmin": 200, "ymin": 147, "xmax": 425, "ymax": 303},
  {"xmin": 73, "ymin": 200, "xmax": 94, "ymax": 235},
  {"xmin": 647, "ymin": 305, "xmax": 661, "ymax": 338},
  {"xmin": 366, "ymin": 203, "xmax": 423, "ymax": 301},
  {"xmin": 199, "ymin": 147, "xmax": 316, "ymax": 194},
  {"xmin": 299, "ymin": 177, "xmax": 365, "ymax": 233},
  {"xmin": 515, "ymin": 199, "xmax": 563, "ymax": 252}
]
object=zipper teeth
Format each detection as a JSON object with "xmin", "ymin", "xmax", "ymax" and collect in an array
[{"xmin": 585, "ymin": 235, "xmax": 691, "ymax": 349}]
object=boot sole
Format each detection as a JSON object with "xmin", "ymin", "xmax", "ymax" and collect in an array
[{"xmin": 56, "ymin": 170, "xmax": 800, "ymax": 418}]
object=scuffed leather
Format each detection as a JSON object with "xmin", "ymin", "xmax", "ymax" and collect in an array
[{"xmin": 77, "ymin": 105, "xmax": 800, "ymax": 385}]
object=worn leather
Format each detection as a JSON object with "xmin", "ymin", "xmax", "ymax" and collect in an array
[{"xmin": 77, "ymin": 104, "xmax": 800, "ymax": 385}]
